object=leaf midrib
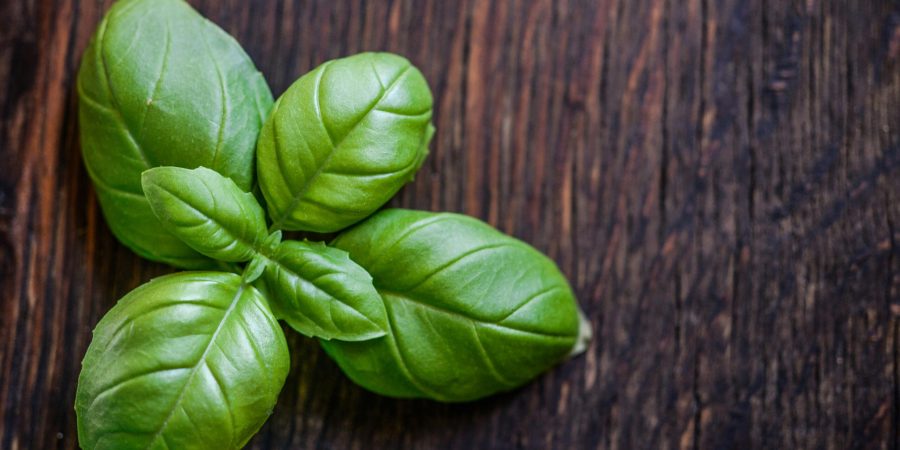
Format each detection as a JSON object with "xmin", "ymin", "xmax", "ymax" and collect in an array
[
  {"xmin": 144, "ymin": 282, "xmax": 246, "ymax": 449},
  {"xmin": 156, "ymin": 181, "xmax": 260, "ymax": 254},
  {"xmin": 269, "ymin": 63, "xmax": 413, "ymax": 230},
  {"xmin": 199, "ymin": 21, "xmax": 230, "ymax": 173},
  {"xmin": 378, "ymin": 289, "xmax": 577, "ymax": 339},
  {"xmin": 263, "ymin": 248, "xmax": 385, "ymax": 338}
]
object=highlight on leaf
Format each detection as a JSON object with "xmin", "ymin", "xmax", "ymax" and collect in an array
[{"xmin": 75, "ymin": 272, "xmax": 290, "ymax": 450}]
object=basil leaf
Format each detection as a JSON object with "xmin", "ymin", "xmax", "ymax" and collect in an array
[
  {"xmin": 75, "ymin": 272, "xmax": 289, "ymax": 449},
  {"xmin": 78, "ymin": 0, "xmax": 273, "ymax": 268},
  {"xmin": 260, "ymin": 240, "xmax": 388, "ymax": 341},
  {"xmin": 257, "ymin": 52, "xmax": 434, "ymax": 233},
  {"xmin": 323, "ymin": 209, "xmax": 587, "ymax": 402},
  {"xmin": 142, "ymin": 166, "xmax": 268, "ymax": 263},
  {"xmin": 242, "ymin": 253, "xmax": 268, "ymax": 283}
]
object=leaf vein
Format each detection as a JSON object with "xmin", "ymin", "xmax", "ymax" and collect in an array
[
  {"xmin": 96, "ymin": 13, "xmax": 154, "ymax": 169},
  {"xmin": 106, "ymin": 300, "xmax": 227, "ymax": 349},
  {"xmin": 205, "ymin": 362, "xmax": 235, "ymax": 445},
  {"xmin": 471, "ymin": 325, "xmax": 517, "ymax": 387},
  {"xmin": 401, "ymin": 243, "xmax": 515, "ymax": 293},
  {"xmin": 495, "ymin": 285, "xmax": 566, "ymax": 323},
  {"xmin": 86, "ymin": 367, "xmax": 192, "ymax": 414},
  {"xmin": 270, "ymin": 62, "xmax": 414, "ymax": 229},
  {"xmin": 200, "ymin": 24, "xmax": 230, "ymax": 172},
  {"xmin": 136, "ymin": 18, "xmax": 171, "ymax": 142},
  {"xmin": 322, "ymin": 144, "xmax": 424, "ymax": 179},
  {"xmin": 380, "ymin": 290, "xmax": 576, "ymax": 339},
  {"xmin": 363, "ymin": 215, "xmax": 456, "ymax": 274},
  {"xmin": 155, "ymin": 183, "xmax": 258, "ymax": 254},
  {"xmin": 144, "ymin": 283, "xmax": 247, "ymax": 450},
  {"xmin": 382, "ymin": 299, "xmax": 447, "ymax": 400},
  {"xmin": 235, "ymin": 307, "xmax": 270, "ymax": 371},
  {"xmin": 267, "ymin": 254, "xmax": 377, "ymax": 331}
]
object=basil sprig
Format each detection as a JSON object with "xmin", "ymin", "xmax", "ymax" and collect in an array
[{"xmin": 76, "ymin": 0, "xmax": 590, "ymax": 448}]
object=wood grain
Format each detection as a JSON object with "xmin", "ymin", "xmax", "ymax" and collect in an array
[{"xmin": 2, "ymin": 0, "xmax": 899, "ymax": 448}]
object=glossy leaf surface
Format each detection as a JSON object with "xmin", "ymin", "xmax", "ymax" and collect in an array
[
  {"xmin": 257, "ymin": 52, "xmax": 434, "ymax": 233},
  {"xmin": 260, "ymin": 240, "xmax": 387, "ymax": 341},
  {"xmin": 78, "ymin": 0, "xmax": 273, "ymax": 268},
  {"xmin": 324, "ymin": 209, "xmax": 584, "ymax": 402},
  {"xmin": 75, "ymin": 272, "xmax": 289, "ymax": 449},
  {"xmin": 142, "ymin": 166, "xmax": 268, "ymax": 263}
]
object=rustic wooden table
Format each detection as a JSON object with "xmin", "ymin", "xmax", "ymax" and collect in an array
[{"xmin": 2, "ymin": 0, "xmax": 899, "ymax": 448}]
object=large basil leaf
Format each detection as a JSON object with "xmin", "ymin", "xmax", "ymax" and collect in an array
[
  {"xmin": 142, "ymin": 166, "xmax": 268, "ymax": 263},
  {"xmin": 260, "ymin": 240, "xmax": 388, "ymax": 341},
  {"xmin": 324, "ymin": 209, "xmax": 587, "ymax": 402},
  {"xmin": 257, "ymin": 52, "xmax": 434, "ymax": 233},
  {"xmin": 78, "ymin": 0, "xmax": 273, "ymax": 268},
  {"xmin": 75, "ymin": 272, "xmax": 289, "ymax": 449}
]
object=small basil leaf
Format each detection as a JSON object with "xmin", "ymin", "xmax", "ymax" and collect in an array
[
  {"xmin": 262, "ymin": 230, "xmax": 283, "ymax": 252},
  {"xmin": 323, "ymin": 209, "xmax": 587, "ymax": 402},
  {"xmin": 142, "ymin": 166, "xmax": 268, "ymax": 263},
  {"xmin": 75, "ymin": 272, "xmax": 289, "ymax": 449},
  {"xmin": 78, "ymin": 0, "xmax": 273, "ymax": 268},
  {"xmin": 260, "ymin": 240, "xmax": 388, "ymax": 341},
  {"xmin": 257, "ymin": 52, "xmax": 434, "ymax": 233},
  {"xmin": 242, "ymin": 254, "xmax": 267, "ymax": 283}
]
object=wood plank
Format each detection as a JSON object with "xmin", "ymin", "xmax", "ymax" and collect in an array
[{"xmin": 0, "ymin": 0, "xmax": 897, "ymax": 448}]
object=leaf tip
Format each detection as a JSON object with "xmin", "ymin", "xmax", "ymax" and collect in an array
[
  {"xmin": 139, "ymin": 167, "xmax": 162, "ymax": 189},
  {"xmin": 567, "ymin": 307, "xmax": 593, "ymax": 358}
]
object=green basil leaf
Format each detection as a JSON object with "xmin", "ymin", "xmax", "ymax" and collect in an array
[
  {"xmin": 257, "ymin": 52, "xmax": 434, "ymax": 233},
  {"xmin": 78, "ymin": 0, "xmax": 273, "ymax": 268},
  {"xmin": 75, "ymin": 272, "xmax": 289, "ymax": 449},
  {"xmin": 260, "ymin": 240, "xmax": 388, "ymax": 341},
  {"xmin": 142, "ymin": 166, "xmax": 268, "ymax": 263},
  {"xmin": 323, "ymin": 209, "xmax": 587, "ymax": 402},
  {"xmin": 242, "ymin": 254, "xmax": 268, "ymax": 283}
]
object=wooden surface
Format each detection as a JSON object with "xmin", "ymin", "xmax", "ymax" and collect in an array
[{"xmin": 2, "ymin": 0, "xmax": 899, "ymax": 448}]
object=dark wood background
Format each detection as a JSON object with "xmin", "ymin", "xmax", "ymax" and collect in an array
[{"xmin": 2, "ymin": 0, "xmax": 899, "ymax": 448}]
